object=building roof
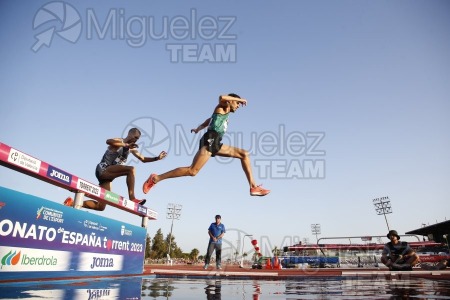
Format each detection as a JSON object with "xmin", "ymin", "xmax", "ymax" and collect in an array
[{"xmin": 406, "ymin": 220, "xmax": 450, "ymax": 244}]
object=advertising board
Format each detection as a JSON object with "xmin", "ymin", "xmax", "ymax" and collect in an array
[{"xmin": 0, "ymin": 186, "xmax": 146, "ymax": 281}]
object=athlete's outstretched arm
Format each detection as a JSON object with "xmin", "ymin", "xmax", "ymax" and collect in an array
[
  {"xmin": 191, "ymin": 118, "xmax": 211, "ymax": 134},
  {"xmin": 131, "ymin": 150, "xmax": 167, "ymax": 163}
]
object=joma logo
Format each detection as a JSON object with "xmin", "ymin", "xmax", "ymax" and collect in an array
[{"xmin": 90, "ymin": 257, "xmax": 114, "ymax": 269}]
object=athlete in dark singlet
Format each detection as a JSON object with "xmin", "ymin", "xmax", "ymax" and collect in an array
[
  {"xmin": 142, "ymin": 93, "xmax": 270, "ymax": 197},
  {"xmin": 65, "ymin": 127, "xmax": 167, "ymax": 211}
]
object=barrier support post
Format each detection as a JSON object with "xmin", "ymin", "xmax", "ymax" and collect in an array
[
  {"xmin": 74, "ymin": 192, "xmax": 85, "ymax": 209},
  {"xmin": 141, "ymin": 216, "xmax": 148, "ymax": 229}
]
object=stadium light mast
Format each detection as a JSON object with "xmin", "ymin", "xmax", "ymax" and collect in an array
[
  {"xmin": 166, "ymin": 203, "xmax": 182, "ymax": 265},
  {"xmin": 311, "ymin": 224, "xmax": 321, "ymax": 243},
  {"xmin": 373, "ymin": 196, "xmax": 392, "ymax": 231}
]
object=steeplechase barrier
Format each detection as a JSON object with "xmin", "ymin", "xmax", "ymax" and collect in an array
[{"xmin": 0, "ymin": 142, "xmax": 158, "ymax": 281}]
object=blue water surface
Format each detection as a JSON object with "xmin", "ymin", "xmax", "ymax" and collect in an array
[{"xmin": 1, "ymin": 275, "xmax": 450, "ymax": 299}]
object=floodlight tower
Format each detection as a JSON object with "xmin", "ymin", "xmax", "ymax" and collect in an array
[
  {"xmin": 311, "ymin": 224, "xmax": 321, "ymax": 243},
  {"xmin": 166, "ymin": 203, "xmax": 182, "ymax": 264},
  {"xmin": 373, "ymin": 196, "xmax": 392, "ymax": 231}
]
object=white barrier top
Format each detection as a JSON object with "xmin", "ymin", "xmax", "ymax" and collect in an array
[{"xmin": 0, "ymin": 142, "xmax": 157, "ymax": 220}]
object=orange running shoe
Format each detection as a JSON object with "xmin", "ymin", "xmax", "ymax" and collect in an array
[
  {"xmin": 250, "ymin": 185, "xmax": 270, "ymax": 197},
  {"xmin": 131, "ymin": 198, "xmax": 146, "ymax": 205},
  {"xmin": 64, "ymin": 197, "xmax": 74, "ymax": 206},
  {"xmin": 143, "ymin": 174, "xmax": 157, "ymax": 194}
]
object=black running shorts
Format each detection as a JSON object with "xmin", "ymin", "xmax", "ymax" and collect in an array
[
  {"xmin": 199, "ymin": 130, "xmax": 223, "ymax": 157},
  {"xmin": 95, "ymin": 163, "xmax": 112, "ymax": 184}
]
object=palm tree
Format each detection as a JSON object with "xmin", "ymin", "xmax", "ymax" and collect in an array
[
  {"xmin": 272, "ymin": 246, "xmax": 280, "ymax": 257},
  {"xmin": 234, "ymin": 251, "xmax": 239, "ymax": 262},
  {"xmin": 190, "ymin": 248, "xmax": 199, "ymax": 261}
]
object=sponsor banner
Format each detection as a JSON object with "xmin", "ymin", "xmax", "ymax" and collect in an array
[
  {"xmin": 0, "ymin": 246, "xmax": 71, "ymax": 272},
  {"xmin": 36, "ymin": 206, "xmax": 64, "ymax": 224},
  {"xmin": 120, "ymin": 225, "xmax": 133, "ymax": 237},
  {"xmin": 121, "ymin": 197, "xmax": 136, "ymax": 211},
  {"xmin": 76, "ymin": 178, "xmax": 101, "ymax": 197},
  {"xmin": 46, "ymin": 165, "xmax": 72, "ymax": 186},
  {"xmin": 104, "ymin": 191, "xmax": 120, "ymax": 204},
  {"xmin": 78, "ymin": 252, "xmax": 123, "ymax": 271},
  {"xmin": 82, "ymin": 219, "xmax": 108, "ymax": 232},
  {"xmin": 0, "ymin": 185, "xmax": 146, "ymax": 280},
  {"xmin": 137, "ymin": 205, "xmax": 147, "ymax": 215},
  {"xmin": 147, "ymin": 209, "xmax": 158, "ymax": 219},
  {"xmin": 6, "ymin": 148, "xmax": 41, "ymax": 174}
]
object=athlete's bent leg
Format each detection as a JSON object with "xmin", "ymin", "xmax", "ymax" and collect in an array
[
  {"xmin": 216, "ymin": 145, "xmax": 256, "ymax": 187},
  {"xmin": 216, "ymin": 145, "xmax": 270, "ymax": 196},
  {"xmin": 154, "ymin": 147, "xmax": 212, "ymax": 183},
  {"xmin": 99, "ymin": 165, "xmax": 138, "ymax": 200}
]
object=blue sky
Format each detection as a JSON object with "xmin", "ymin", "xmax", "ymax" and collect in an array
[{"xmin": 1, "ymin": 0, "xmax": 449, "ymax": 258}]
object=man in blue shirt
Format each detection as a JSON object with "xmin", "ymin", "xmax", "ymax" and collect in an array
[{"xmin": 204, "ymin": 215, "xmax": 226, "ymax": 270}]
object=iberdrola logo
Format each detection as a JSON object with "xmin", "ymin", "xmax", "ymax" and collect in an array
[
  {"xmin": 1, "ymin": 250, "xmax": 21, "ymax": 269},
  {"xmin": 37, "ymin": 206, "xmax": 44, "ymax": 219}
]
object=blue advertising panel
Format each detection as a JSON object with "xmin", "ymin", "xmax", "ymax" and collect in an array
[{"xmin": 0, "ymin": 186, "xmax": 146, "ymax": 281}]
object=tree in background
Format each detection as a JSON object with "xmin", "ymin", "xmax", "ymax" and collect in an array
[
  {"xmin": 145, "ymin": 229, "xmax": 202, "ymax": 261},
  {"xmin": 234, "ymin": 250, "xmax": 239, "ymax": 262},
  {"xmin": 165, "ymin": 233, "xmax": 183, "ymax": 257},
  {"xmin": 190, "ymin": 248, "xmax": 199, "ymax": 261},
  {"xmin": 146, "ymin": 228, "xmax": 193, "ymax": 260},
  {"xmin": 272, "ymin": 246, "xmax": 281, "ymax": 257},
  {"xmin": 145, "ymin": 234, "xmax": 151, "ymax": 258},
  {"xmin": 150, "ymin": 228, "xmax": 167, "ymax": 259}
]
